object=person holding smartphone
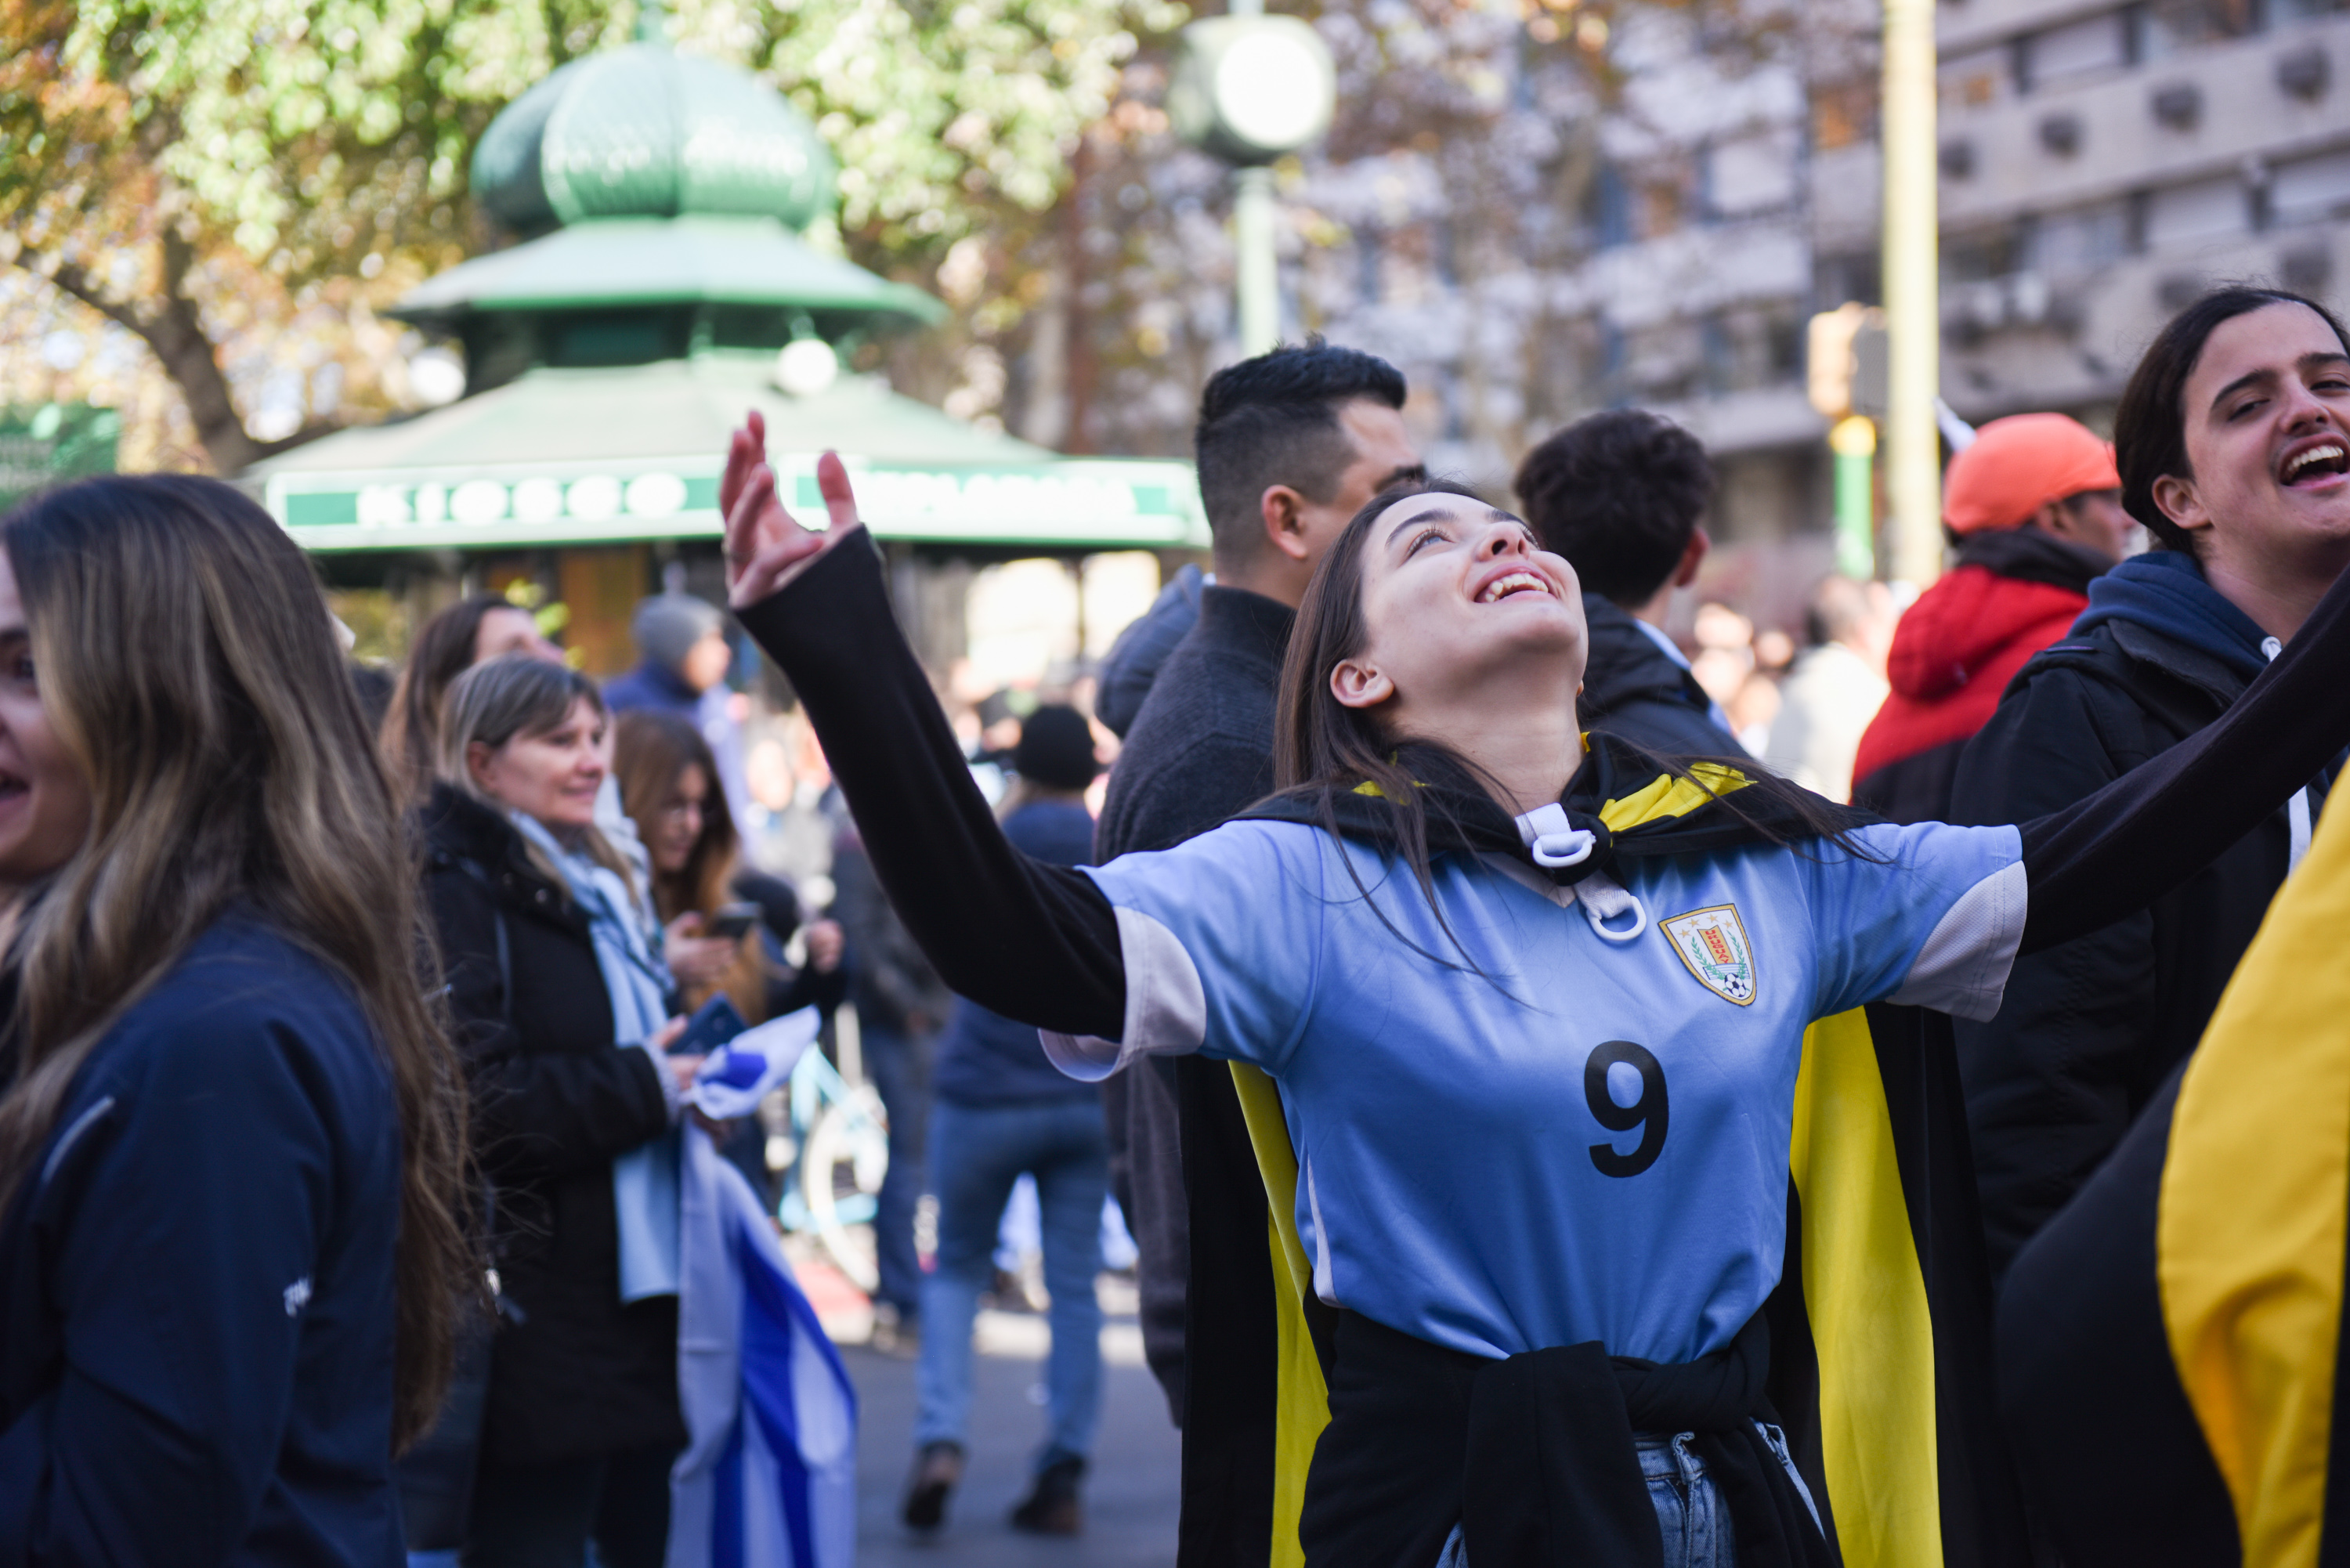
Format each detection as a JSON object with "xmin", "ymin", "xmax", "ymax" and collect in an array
[
  {"xmin": 613, "ymin": 710, "xmax": 844, "ymax": 1023},
  {"xmin": 615, "ymin": 708, "xmax": 847, "ymax": 1203}
]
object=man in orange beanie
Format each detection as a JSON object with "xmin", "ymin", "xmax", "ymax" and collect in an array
[{"xmin": 1851, "ymin": 413, "xmax": 2131, "ymax": 822}]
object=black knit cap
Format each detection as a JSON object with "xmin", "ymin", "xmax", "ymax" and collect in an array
[{"xmin": 1014, "ymin": 705, "xmax": 1101, "ymax": 791}]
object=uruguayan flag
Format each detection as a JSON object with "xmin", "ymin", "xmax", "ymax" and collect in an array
[
  {"xmin": 668, "ymin": 1117, "xmax": 857, "ymax": 1568},
  {"xmin": 690, "ymin": 1006, "xmax": 823, "ymax": 1122}
]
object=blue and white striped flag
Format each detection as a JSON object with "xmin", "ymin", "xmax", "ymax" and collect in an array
[
  {"xmin": 689, "ymin": 1006, "xmax": 823, "ymax": 1122},
  {"xmin": 669, "ymin": 1116, "xmax": 856, "ymax": 1568}
]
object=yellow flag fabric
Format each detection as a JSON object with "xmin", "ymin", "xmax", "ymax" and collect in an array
[
  {"xmin": 2159, "ymin": 793, "xmax": 2350, "ymax": 1568},
  {"xmin": 1790, "ymin": 1011, "xmax": 1945, "ymax": 1568},
  {"xmin": 1229, "ymin": 1063, "xmax": 1330, "ymax": 1568}
]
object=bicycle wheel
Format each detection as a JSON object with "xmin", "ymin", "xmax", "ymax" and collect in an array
[{"xmin": 801, "ymin": 1085, "xmax": 891, "ymax": 1292}]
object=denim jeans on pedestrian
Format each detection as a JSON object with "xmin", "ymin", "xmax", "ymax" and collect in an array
[
  {"xmin": 913, "ymin": 1095, "xmax": 1108, "ymax": 1472},
  {"xmin": 858, "ymin": 1021, "xmax": 932, "ymax": 1318},
  {"xmin": 1431, "ymin": 1421, "xmax": 1819, "ymax": 1567}
]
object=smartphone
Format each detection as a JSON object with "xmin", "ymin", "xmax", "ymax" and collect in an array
[
  {"xmin": 702, "ymin": 901, "xmax": 761, "ymax": 942},
  {"xmin": 671, "ymin": 993, "xmax": 748, "ymax": 1056}
]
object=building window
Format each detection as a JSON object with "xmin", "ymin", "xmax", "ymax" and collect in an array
[
  {"xmin": 1938, "ymin": 45, "xmax": 2013, "ymax": 108},
  {"xmin": 1816, "ymin": 253, "xmax": 1882, "ymax": 308},
  {"xmin": 2019, "ymin": 11, "xmax": 2131, "ymax": 92},
  {"xmin": 1813, "ymin": 80, "xmax": 1880, "ymax": 149},
  {"xmin": 1943, "ymin": 226, "xmax": 2023, "ymax": 284},
  {"xmin": 1705, "ymin": 132, "xmax": 1800, "ymax": 219},
  {"xmin": 2143, "ymin": 174, "xmax": 2254, "ymax": 248},
  {"xmin": 2026, "ymin": 199, "xmax": 2135, "ymax": 270},
  {"xmin": 1623, "ymin": 320, "xmax": 1704, "ymax": 402},
  {"xmin": 2134, "ymin": 0, "xmax": 2263, "ymax": 58},
  {"xmin": 2272, "ymin": 147, "xmax": 2350, "ymax": 226}
]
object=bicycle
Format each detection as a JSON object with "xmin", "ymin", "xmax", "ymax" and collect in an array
[{"xmin": 765, "ymin": 1034, "xmax": 894, "ymax": 1292}]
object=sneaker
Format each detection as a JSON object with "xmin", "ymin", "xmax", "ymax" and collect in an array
[
  {"xmin": 1009, "ymin": 1454, "xmax": 1086, "ymax": 1535},
  {"xmin": 902, "ymin": 1441, "xmax": 964, "ymax": 1530}
]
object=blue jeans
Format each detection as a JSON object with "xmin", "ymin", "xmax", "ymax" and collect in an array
[
  {"xmin": 1433, "ymin": 1422, "xmax": 1817, "ymax": 1567},
  {"xmin": 859, "ymin": 1022, "xmax": 931, "ymax": 1317},
  {"xmin": 914, "ymin": 1096, "xmax": 1108, "ymax": 1470}
]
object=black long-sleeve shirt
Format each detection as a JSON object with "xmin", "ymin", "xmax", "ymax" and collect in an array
[{"xmin": 737, "ymin": 529, "xmax": 2350, "ymax": 1035}]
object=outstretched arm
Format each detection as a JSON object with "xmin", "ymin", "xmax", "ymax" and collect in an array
[
  {"xmin": 719, "ymin": 418, "xmax": 1124, "ymax": 1038},
  {"xmin": 2016, "ymin": 563, "xmax": 2350, "ymax": 953}
]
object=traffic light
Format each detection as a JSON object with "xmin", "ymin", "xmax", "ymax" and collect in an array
[{"xmin": 1807, "ymin": 304, "xmax": 1889, "ymax": 421}]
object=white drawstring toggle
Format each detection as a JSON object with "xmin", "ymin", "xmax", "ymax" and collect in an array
[
  {"xmin": 1576, "ymin": 872, "xmax": 1648, "ymax": 943},
  {"xmin": 1515, "ymin": 802, "xmax": 1596, "ymax": 869}
]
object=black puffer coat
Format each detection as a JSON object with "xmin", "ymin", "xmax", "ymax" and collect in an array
[{"xmin": 418, "ymin": 784, "xmax": 685, "ymax": 1468}]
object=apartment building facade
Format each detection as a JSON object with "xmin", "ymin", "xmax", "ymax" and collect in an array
[{"xmin": 1930, "ymin": 0, "xmax": 2350, "ymax": 424}]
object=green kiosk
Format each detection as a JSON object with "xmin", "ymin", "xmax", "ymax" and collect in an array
[{"xmin": 250, "ymin": 42, "xmax": 1203, "ymax": 674}]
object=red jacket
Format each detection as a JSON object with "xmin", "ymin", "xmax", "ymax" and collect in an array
[{"xmin": 1852, "ymin": 529, "xmax": 2109, "ymax": 822}]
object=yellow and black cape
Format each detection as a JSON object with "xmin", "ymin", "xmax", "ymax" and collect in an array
[
  {"xmin": 2000, "ymin": 757, "xmax": 2350, "ymax": 1568},
  {"xmin": 1175, "ymin": 750, "xmax": 2031, "ymax": 1567}
]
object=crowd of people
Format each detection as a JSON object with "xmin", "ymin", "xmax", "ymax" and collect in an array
[{"xmin": 1, "ymin": 280, "xmax": 2348, "ymax": 1568}]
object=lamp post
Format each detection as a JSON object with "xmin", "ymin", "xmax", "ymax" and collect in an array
[
  {"xmin": 1170, "ymin": 6, "xmax": 1337, "ymax": 356},
  {"xmin": 1881, "ymin": 0, "xmax": 1942, "ymax": 587}
]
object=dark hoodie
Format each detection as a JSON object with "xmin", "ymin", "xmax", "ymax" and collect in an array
[
  {"xmin": 1950, "ymin": 548, "xmax": 2337, "ymax": 1282},
  {"xmin": 1577, "ymin": 594, "xmax": 1744, "ymax": 759},
  {"xmin": 1853, "ymin": 528, "xmax": 2110, "ymax": 823}
]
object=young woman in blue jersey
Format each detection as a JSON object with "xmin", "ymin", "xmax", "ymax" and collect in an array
[{"xmin": 710, "ymin": 414, "xmax": 2350, "ymax": 1567}]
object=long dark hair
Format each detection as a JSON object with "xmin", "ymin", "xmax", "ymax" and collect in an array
[
  {"xmin": 381, "ymin": 594, "xmax": 521, "ymax": 806},
  {"xmin": 2114, "ymin": 285, "xmax": 2350, "ymax": 552},
  {"xmin": 1271, "ymin": 480, "xmax": 1870, "ymax": 960},
  {"xmin": 0, "ymin": 475, "xmax": 473, "ymax": 1452},
  {"xmin": 613, "ymin": 708, "xmax": 741, "ymax": 924}
]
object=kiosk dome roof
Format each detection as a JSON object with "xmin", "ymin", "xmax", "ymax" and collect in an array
[{"xmin": 472, "ymin": 44, "xmax": 837, "ymax": 233}]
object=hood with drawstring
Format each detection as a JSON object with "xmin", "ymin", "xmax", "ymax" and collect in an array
[
  {"xmin": 1853, "ymin": 528, "xmax": 2113, "ymax": 823},
  {"xmin": 2069, "ymin": 547, "xmax": 2272, "ymax": 682}
]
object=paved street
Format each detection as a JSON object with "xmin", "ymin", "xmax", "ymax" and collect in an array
[{"xmin": 844, "ymin": 1329, "xmax": 1181, "ymax": 1566}]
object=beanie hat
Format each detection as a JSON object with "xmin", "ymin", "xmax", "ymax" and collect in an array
[
  {"xmin": 1943, "ymin": 412, "xmax": 2121, "ymax": 536},
  {"xmin": 1014, "ymin": 706, "xmax": 1101, "ymax": 792},
  {"xmin": 632, "ymin": 593, "xmax": 725, "ymax": 672}
]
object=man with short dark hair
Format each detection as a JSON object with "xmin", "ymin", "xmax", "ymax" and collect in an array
[
  {"xmin": 1512, "ymin": 410, "xmax": 1744, "ymax": 757},
  {"xmin": 1095, "ymin": 340, "xmax": 1422, "ymax": 1472}
]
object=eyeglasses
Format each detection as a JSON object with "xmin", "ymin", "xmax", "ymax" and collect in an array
[{"xmin": 657, "ymin": 798, "xmax": 706, "ymax": 824}]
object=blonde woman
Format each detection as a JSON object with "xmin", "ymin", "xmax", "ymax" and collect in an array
[
  {"xmin": 420, "ymin": 657, "xmax": 697, "ymax": 1568},
  {"xmin": 0, "ymin": 476, "xmax": 470, "ymax": 1564}
]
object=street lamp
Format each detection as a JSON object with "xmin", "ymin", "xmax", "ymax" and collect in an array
[{"xmin": 1169, "ymin": 7, "xmax": 1337, "ymax": 356}]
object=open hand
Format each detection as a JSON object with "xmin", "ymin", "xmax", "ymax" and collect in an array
[{"xmin": 719, "ymin": 410, "xmax": 866, "ymax": 609}]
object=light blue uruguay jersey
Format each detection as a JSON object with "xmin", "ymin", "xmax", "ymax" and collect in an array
[{"xmin": 1044, "ymin": 818, "xmax": 2024, "ymax": 1366}]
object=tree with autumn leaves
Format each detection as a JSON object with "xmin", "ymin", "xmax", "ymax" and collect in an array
[{"xmin": 0, "ymin": 0, "xmax": 1184, "ymax": 472}]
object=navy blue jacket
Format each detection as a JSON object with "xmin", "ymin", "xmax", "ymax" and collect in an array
[
  {"xmin": 931, "ymin": 799, "xmax": 1101, "ymax": 1107},
  {"xmin": 0, "ymin": 912, "xmax": 404, "ymax": 1566},
  {"xmin": 602, "ymin": 659, "xmax": 700, "ymax": 721}
]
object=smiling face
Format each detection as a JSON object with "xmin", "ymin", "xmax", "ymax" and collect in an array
[
  {"xmin": 2153, "ymin": 302, "xmax": 2350, "ymax": 587},
  {"xmin": 1331, "ymin": 490, "xmax": 1587, "ymax": 726},
  {"xmin": 0, "ymin": 551, "xmax": 93, "ymax": 895},
  {"xmin": 468, "ymin": 694, "xmax": 608, "ymax": 835},
  {"xmin": 646, "ymin": 762, "xmax": 710, "ymax": 875}
]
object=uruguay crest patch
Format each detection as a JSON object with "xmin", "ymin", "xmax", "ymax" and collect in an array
[{"xmin": 1661, "ymin": 904, "xmax": 1757, "ymax": 1005}]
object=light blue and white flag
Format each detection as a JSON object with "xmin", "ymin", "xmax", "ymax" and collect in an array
[{"xmin": 669, "ymin": 1120, "xmax": 857, "ymax": 1568}]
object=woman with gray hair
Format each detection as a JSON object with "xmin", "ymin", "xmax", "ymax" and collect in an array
[{"xmin": 419, "ymin": 656, "xmax": 701, "ymax": 1567}]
